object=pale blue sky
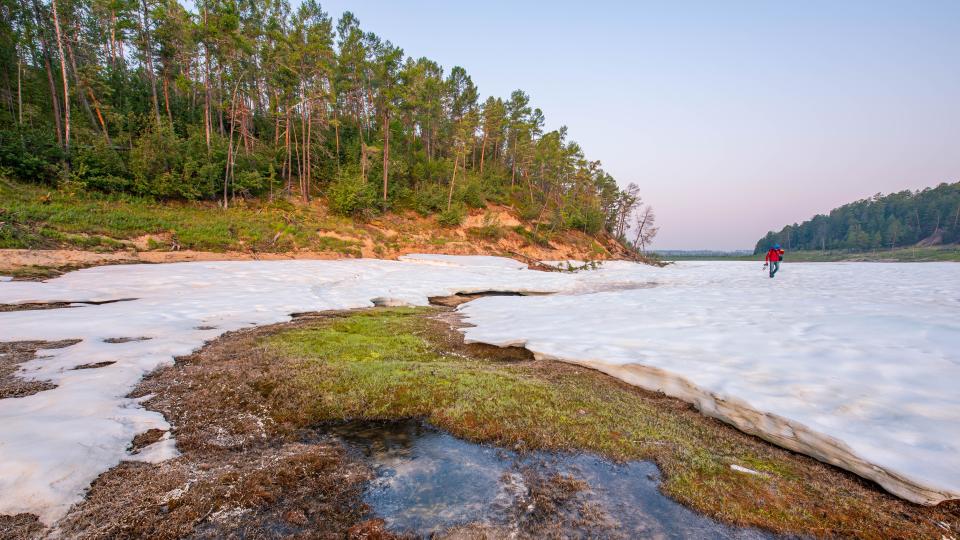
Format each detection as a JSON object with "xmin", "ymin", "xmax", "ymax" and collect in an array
[{"xmin": 321, "ymin": 0, "xmax": 960, "ymax": 249}]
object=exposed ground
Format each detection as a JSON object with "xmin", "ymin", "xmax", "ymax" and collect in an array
[
  {"xmin": 0, "ymin": 180, "xmax": 632, "ymax": 280},
  {"xmin": 4, "ymin": 306, "xmax": 956, "ymax": 539}
]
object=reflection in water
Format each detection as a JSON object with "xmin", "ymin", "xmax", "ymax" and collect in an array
[{"xmin": 327, "ymin": 420, "xmax": 779, "ymax": 539}]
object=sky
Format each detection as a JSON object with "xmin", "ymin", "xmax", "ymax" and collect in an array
[{"xmin": 319, "ymin": 0, "xmax": 960, "ymax": 249}]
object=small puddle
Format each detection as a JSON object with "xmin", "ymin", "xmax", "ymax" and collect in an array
[{"xmin": 327, "ymin": 420, "xmax": 778, "ymax": 539}]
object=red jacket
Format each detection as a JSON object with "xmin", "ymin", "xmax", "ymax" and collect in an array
[{"xmin": 765, "ymin": 248, "xmax": 784, "ymax": 262}]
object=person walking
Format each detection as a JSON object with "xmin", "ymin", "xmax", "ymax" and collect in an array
[{"xmin": 764, "ymin": 244, "xmax": 785, "ymax": 278}]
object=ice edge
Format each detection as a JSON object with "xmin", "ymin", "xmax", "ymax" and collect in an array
[{"xmin": 462, "ymin": 338, "xmax": 957, "ymax": 506}]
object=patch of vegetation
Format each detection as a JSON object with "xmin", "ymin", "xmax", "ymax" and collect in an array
[
  {"xmin": 313, "ymin": 236, "xmax": 362, "ymax": 257},
  {"xmin": 549, "ymin": 260, "xmax": 603, "ymax": 272},
  {"xmin": 466, "ymin": 214, "xmax": 506, "ymax": 242},
  {"xmin": 256, "ymin": 308, "xmax": 955, "ymax": 538},
  {"xmin": 513, "ymin": 225, "xmax": 553, "ymax": 248},
  {"xmin": 326, "ymin": 171, "xmax": 377, "ymax": 218},
  {"xmin": 0, "ymin": 180, "xmax": 355, "ymax": 252},
  {"xmin": 0, "ymin": 264, "xmax": 66, "ymax": 280},
  {"xmin": 437, "ymin": 205, "xmax": 466, "ymax": 227},
  {"xmin": 466, "ymin": 225, "xmax": 505, "ymax": 242}
]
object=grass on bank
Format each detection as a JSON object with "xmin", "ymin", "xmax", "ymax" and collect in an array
[
  {"xmin": 255, "ymin": 307, "xmax": 953, "ymax": 539},
  {"xmin": 0, "ymin": 179, "xmax": 624, "ymax": 265},
  {"xmin": 0, "ymin": 179, "xmax": 362, "ymax": 254}
]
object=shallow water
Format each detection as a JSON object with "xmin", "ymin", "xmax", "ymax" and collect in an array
[{"xmin": 328, "ymin": 420, "xmax": 779, "ymax": 539}]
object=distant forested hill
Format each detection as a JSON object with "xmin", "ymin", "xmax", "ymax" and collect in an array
[{"xmin": 754, "ymin": 182, "xmax": 960, "ymax": 254}]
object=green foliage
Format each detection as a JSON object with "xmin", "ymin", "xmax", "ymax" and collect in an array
[
  {"xmin": 408, "ymin": 184, "xmax": 448, "ymax": 215},
  {"xmin": 0, "ymin": 180, "xmax": 353, "ymax": 253},
  {"xmin": 130, "ymin": 123, "xmax": 193, "ymax": 199},
  {"xmin": 458, "ymin": 177, "xmax": 487, "ymax": 208},
  {"xmin": 71, "ymin": 140, "xmax": 131, "ymax": 192},
  {"xmin": 327, "ymin": 170, "xmax": 377, "ymax": 217},
  {"xmin": 437, "ymin": 204, "xmax": 465, "ymax": 227},
  {"xmin": 0, "ymin": 127, "xmax": 64, "ymax": 183},
  {"xmin": 561, "ymin": 204, "xmax": 606, "ymax": 234}
]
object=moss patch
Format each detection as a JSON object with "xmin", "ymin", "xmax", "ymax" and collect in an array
[{"xmin": 258, "ymin": 308, "xmax": 958, "ymax": 539}]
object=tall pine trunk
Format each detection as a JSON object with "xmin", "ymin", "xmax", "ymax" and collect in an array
[
  {"xmin": 447, "ymin": 150, "xmax": 460, "ymax": 211},
  {"xmin": 42, "ymin": 53, "xmax": 63, "ymax": 147},
  {"xmin": 140, "ymin": 0, "xmax": 160, "ymax": 121},
  {"xmin": 479, "ymin": 131, "xmax": 487, "ymax": 173},
  {"xmin": 50, "ymin": 0, "xmax": 70, "ymax": 152},
  {"xmin": 382, "ymin": 111, "xmax": 389, "ymax": 202},
  {"xmin": 64, "ymin": 36, "xmax": 103, "ymax": 141},
  {"xmin": 163, "ymin": 77, "xmax": 172, "ymax": 123},
  {"xmin": 17, "ymin": 56, "xmax": 22, "ymax": 125}
]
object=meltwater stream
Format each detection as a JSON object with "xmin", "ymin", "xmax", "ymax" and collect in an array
[{"xmin": 328, "ymin": 420, "xmax": 780, "ymax": 539}]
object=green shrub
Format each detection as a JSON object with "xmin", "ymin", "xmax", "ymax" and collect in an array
[
  {"xmin": 179, "ymin": 130, "xmax": 227, "ymax": 199},
  {"xmin": 0, "ymin": 126, "xmax": 63, "ymax": 183},
  {"xmin": 410, "ymin": 183, "xmax": 448, "ymax": 215},
  {"xmin": 437, "ymin": 205, "xmax": 465, "ymax": 227},
  {"xmin": 71, "ymin": 140, "xmax": 132, "ymax": 192},
  {"xmin": 467, "ymin": 224, "xmax": 504, "ymax": 241},
  {"xmin": 328, "ymin": 172, "xmax": 376, "ymax": 217},
  {"xmin": 562, "ymin": 205, "xmax": 606, "ymax": 234},
  {"xmin": 459, "ymin": 178, "xmax": 487, "ymax": 208},
  {"xmin": 233, "ymin": 170, "xmax": 266, "ymax": 195},
  {"xmin": 130, "ymin": 123, "xmax": 190, "ymax": 198}
]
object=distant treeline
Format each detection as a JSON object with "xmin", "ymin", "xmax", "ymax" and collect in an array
[
  {"xmin": 754, "ymin": 182, "xmax": 960, "ymax": 254},
  {"xmin": 0, "ymin": 0, "xmax": 651, "ymax": 241}
]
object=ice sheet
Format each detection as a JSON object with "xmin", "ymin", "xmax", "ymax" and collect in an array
[
  {"xmin": 0, "ymin": 258, "xmax": 957, "ymax": 524},
  {"xmin": 461, "ymin": 261, "xmax": 960, "ymax": 505}
]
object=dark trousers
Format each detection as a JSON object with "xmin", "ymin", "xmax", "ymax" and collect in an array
[{"xmin": 769, "ymin": 260, "xmax": 780, "ymax": 278}]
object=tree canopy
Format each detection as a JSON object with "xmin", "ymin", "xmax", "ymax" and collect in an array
[
  {"xmin": 754, "ymin": 182, "xmax": 960, "ymax": 253},
  {"xmin": 0, "ymin": 0, "xmax": 647, "ymax": 238}
]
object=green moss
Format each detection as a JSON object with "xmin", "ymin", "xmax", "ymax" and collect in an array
[
  {"xmin": 263, "ymin": 309, "xmax": 800, "ymax": 523},
  {"xmin": 236, "ymin": 307, "xmax": 948, "ymax": 537}
]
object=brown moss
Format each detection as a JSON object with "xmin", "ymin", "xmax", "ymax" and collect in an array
[
  {"xmin": 54, "ymin": 444, "xmax": 374, "ymax": 540},
  {"xmin": 0, "ymin": 514, "xmax": 45, "ymax": 540},
  {"xmin": 0, "ymin": 340, "xmax": 80, "ymax": 398}
]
